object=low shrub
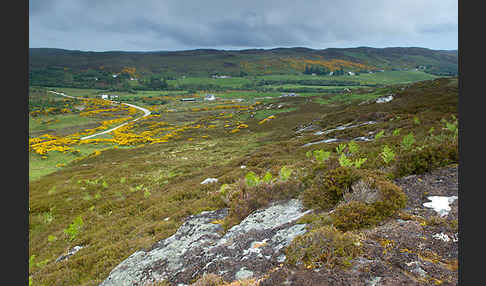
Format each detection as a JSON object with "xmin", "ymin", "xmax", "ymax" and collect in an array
[
  {"xmin": 223, "ymin": 178, "xmax": 303, "ymax": 230},
  {"xmin": 331, "ymin": 172, "xmax": 407, "ymax": 231},
  {"xmin": 331, "ymin": 201, "xmax": 378, "ymax": 231},
  {"xmin": 394, "ymin": 141, "xmax": 458, "ymax": 177},
  {"xmin": 296, "ymin": 212, "xmax": 334, "ymax": 230},
  {"xmin": 192, "ymin": 273, "xmax": 226, "ymax": 286},
  {"xmin": 63, "ymin": 215, "xmax": 84, "ymax": 241},
  {"xmin": 301, "ymin": 166, "xmax": 361, "ymax": 211},
  {"xmin": 285, "ymin": 225, "xmax": 362, "ymax": 269}
]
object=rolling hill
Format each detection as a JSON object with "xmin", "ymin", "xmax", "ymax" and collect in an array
[{"xmin": 29, "ymin": 46, "xmax": 457, "ymax": 89}]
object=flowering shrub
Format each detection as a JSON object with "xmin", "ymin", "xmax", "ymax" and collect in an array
[{"xmin": 258, "ymin": 115, "xmax": 275, "ymax": 124}]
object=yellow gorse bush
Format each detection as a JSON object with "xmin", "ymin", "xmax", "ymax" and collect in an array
[{"xmin": 258, "ymin": 115, "xmax": 276, "ymax": 125}]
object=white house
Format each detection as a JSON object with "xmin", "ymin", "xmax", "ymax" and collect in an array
[
  {"xmin": 204, "ymin": 94, "xmax": 216, "ymax": 101},
  {"xmin": 280, "ymin": 93, "xmax": 298, "ymax": 97},
  {"xmin": 100, "ymin": 94, "xmax": 119, "ymax": 100},
  {"xmin": 212, "ymin": 75, "xmax": 231, "ymax": 79}
]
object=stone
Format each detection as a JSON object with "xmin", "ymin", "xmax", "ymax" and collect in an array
[
  {"xmin": 375, "ymin": 95, "xmax": 394, "ymax": 103},
  {"xmin": 56, "ymin": 245, "xmax": 84, "ymax": 262},
  {"xmin": 234, "ymin": 267, "xmax": 254, "ymax": 280},
  {"xmin": 302, "ymin": 138, "xmax": 342, "ymax": 148},
  {"xmin": 432, "ymin": 233, "xmax": 451, "ymax": 242},
  {"xmin": 200, "ymin": 178, "xmax": 218, "ymax": 184},
  {"xmin": 423, "ymin": 196, "xmax": 458, "ymax": 217},
  {"xmin": 99, "ymin": 199, "xmax": 311, "ymax": 286}
]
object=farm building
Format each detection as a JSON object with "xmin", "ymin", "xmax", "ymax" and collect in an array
[
  {"xmin": 180, "ymin": 98, "xmax": 197, "ymax": 102},
  {"xmin": 280, "ymin": 93, "xmax": 299, "ymax": 97},
  {"xmin": 212, "ymin": 75, "xmax": 231, "ymax": 79},
  {"xmin": 100, "ymin": 94, "xmax": 119, "ymax": 100},
  {"xmin": 204, "ymin": 94, "xmax": 216, "ymax": 101}
]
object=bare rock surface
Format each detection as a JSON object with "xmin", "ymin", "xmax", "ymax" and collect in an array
[{"xmin": 99, "ymin": 199, "xmax": 311, "ymax": 286}]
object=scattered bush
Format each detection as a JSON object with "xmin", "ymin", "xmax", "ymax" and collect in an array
[
  {"xmin": 302, "ymin": 166, "xmax": 361, "ymax": 211},
  {"xmin": 395, "ymin": 141, "xmax": 458, "ymax": 177},
  {"xmin": 335, "ymin": 143, "xmax": 346, "ymax": 155},
  {"xmin": 374, "ymin": 130, "xmax": 385, "ymax": 140},
  {"xmin": 331, "ymin": 201, "xmax": 378, "ymax": 231},
  {"xmin": 192, "ymin": 273, "xmax": 226, "ymax": 286},
  {"xmin": 353, "ymin": 157, "xmax": 367, "ymax": 168},
  {"xmin": 285, "ymin": 225, "xmax": 362, "ymax": 269},
  {"xmin": 296, "ymin": 212, "xmax": 334, "ymax": 230},
  {"xmin": 338, "ymin": 153, "xmax": 354, "ymax": 168},
  {"xmin": 347, "ymin": 141, "xmax": 359, "ymax": 154},
  {"xmin": 279, "ymin": 166, "xmax": 293, "ymax": 182},
  {"xmin": 401, "ymin": 132, "xmax": 416, "ymax": 151},
  {"xmin": 331, "ymin": 172, "xmax": 407, "ymax": 231},
  {"xmin": 244, "ymin": 171, "xmax": 260, "ymax": 187},
  {"xmin": 63, "ymin": 215, "xmax": 84, "ymax": 241},
  {"xmin": 223, "ymin": 178, "xmax": 302, "ymax": 230},
  {"xmin": 380, "ymin": 145, "xmax": 395, "ymax": 165},
  {"xmin": 262, "ymin": 171, "xmax": 273, "ymax": 184},
  {"xmin": 313, "ymin": 149, "xmax": 331, "ymax": 164}
]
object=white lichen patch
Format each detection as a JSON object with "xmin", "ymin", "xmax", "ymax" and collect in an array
[
  {"xmin": 376, "ymin": 95, "xmax": 394, "ymax": 103},
  {"xmin": 235, "ymin": 267, "xmax": 254, "ymax": 280},
  {"xmin": 201, "ymin": 178, "xmax": 218, "ymax": 184},
  {"xmin": 302, "ymin": 138, "xmax": 340, "ymax": 147},
  {"xmin": 432, "ymin": 233, "xmax": 451, "ymax": 242},
  {"xmin": 423, "ymin": 196, "xmax": 458, "ymax": 217}
]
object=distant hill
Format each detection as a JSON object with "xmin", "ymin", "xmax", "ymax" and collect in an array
[{"xmin": 29, "ymin": 46, "xmax": 457, "ymax": 88}]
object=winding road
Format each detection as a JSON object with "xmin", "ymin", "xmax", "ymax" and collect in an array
[{"xmin": 48, "ymin": 91, "xmax": 151, "ymax": 140}]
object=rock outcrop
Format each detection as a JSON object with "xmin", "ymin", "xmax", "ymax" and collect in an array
[
  {"xmin": 100, "ymin": 166, "xmax": 459, "ymax": 286},
  {"xmin": 100, "ymin": 199, "xmax": 311, "ymax": 286}
]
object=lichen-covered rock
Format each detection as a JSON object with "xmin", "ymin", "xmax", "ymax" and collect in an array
[
  {"xmin": 55, "ymin": 245, "xmax": 84, "ymax": 262},
  {"xmin": 99, "ymin": 199, "xmax": 311, "ymax": 286}
]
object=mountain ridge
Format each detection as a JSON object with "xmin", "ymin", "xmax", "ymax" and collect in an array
[{"xmin": 29, "ymin": 46, "xmax": 457, "ymax": 88}]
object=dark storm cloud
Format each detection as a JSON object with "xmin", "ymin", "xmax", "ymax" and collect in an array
[{"xmin": 29, "ymin": 0, "xmax": 458, "ymax": 51}]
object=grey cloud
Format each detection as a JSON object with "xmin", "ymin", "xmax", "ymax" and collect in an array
[
  {"xmin": 29, "ymin": 0, "xmax": 458, "ymax": 51},
  {"xmin": 419, "ymin": 22, "xmax": 458, "ymax": 34}
]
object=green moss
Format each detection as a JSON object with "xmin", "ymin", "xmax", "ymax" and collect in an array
[{"xmin": 302, "ymin": 166, "xmax": 361, "ymax": 211}]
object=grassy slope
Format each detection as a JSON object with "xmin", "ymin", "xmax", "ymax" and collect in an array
[
  {"xmin": 29, "ymin": 77, "xmax": 458, "ymax": 285},
  {"xmin": 29, "ymin": 47, "xmax": 457, "ymax": 78}
]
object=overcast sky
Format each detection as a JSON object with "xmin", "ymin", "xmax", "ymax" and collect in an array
[{"xmin": 29, "ymin": 0, "xmax": 458, "ymax": 52}]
